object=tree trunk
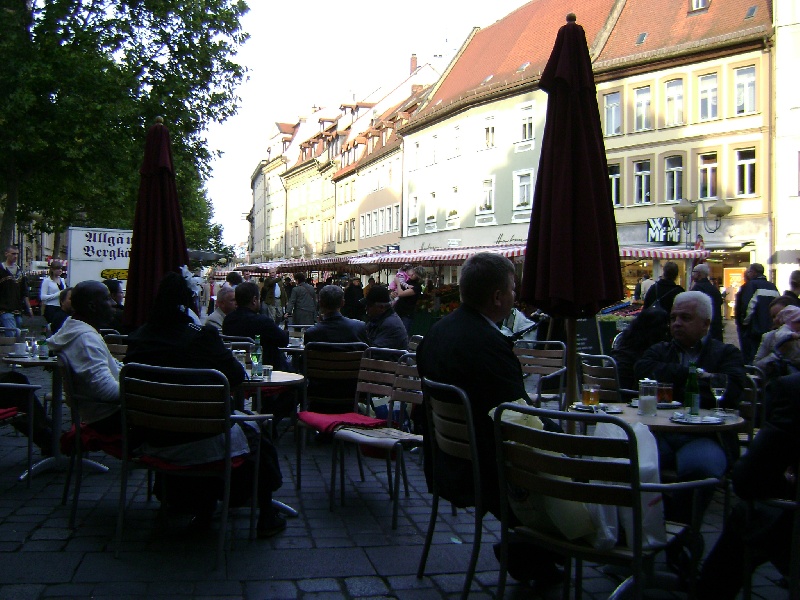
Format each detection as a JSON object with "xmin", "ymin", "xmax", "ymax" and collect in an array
[
  {"xmin": 0, "ymin": 170, "xmax": 19, "ymax": 250},
  {"xmin": 52, "ymin": 230, "xmax": 64, "ymax": 259}
]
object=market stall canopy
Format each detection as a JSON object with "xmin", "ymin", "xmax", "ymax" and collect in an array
[{"xmin": 233, "ymin": 244, "xmax": 708, "ymax": 275}]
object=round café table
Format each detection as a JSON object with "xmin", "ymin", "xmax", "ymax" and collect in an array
[
  {"xmin": 609, "ymin": 404, "xmax": 746, "ymax": 433},
  {"xmin": 235, "ymin": 370, "xmax": 306, "ymax": 518},
  {"xmin": 3, "ymin": 355, "xmax": 109, "ymax": 481}
]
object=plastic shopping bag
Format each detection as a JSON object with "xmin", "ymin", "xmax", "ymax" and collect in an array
[{"xmin": 588, "ymin": 421, "xmax": 665, "ymax": 549}]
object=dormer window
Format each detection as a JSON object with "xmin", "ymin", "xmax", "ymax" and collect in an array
[
  {"xmin": 691, "ymin": 0, "xmax": 708, "ymax": 10},
  {"xmin": 636, "ymin": 32, "xmax": 647, "ymax": 45}
]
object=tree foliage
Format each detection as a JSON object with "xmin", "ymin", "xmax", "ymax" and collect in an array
[{"xmin": 0, "ymin": 0, "xmax": 249, "ymax": 252}]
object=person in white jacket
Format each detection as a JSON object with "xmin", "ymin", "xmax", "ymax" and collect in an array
[
  {"xmin": 48, "ymin": 280, "xmax": 121, "ymax": 434},
  {"xmin": 39, "ymin": 261, "xmax": 66, "ymax": 325}
]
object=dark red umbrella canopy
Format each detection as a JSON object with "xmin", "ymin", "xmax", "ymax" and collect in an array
[
  {"xmin": 520, "ymin": 15, "xmax": 623, "ymax": 318},
  {"xmin": 123, "ymin": 117, "xmax": 189, "ymax": 330}
]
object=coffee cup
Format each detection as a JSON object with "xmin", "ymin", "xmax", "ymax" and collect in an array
[{"xmin": 13, "ymin": 342, "xmax": 27, "ymax": 356}]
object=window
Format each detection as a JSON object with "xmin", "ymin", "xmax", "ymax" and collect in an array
[
  {"xmin": 409, "ymin": 196, "xmax": 418, "ymax": 225},
  {"xmin": 608, "ymin": 164, "xmax": 621, "ymax": 206},
  {"xmin": 484, "ymin": 122, "xmax": 495, "ymax": 149},
  {"xmin": 513, "ymin": 170, "xmax": 534, "ymax": 210},
  {"xmin": 453, "ymin": 125, "xmax": 461, "ymax": 157},
  {"xmin": 633, "ymin": 160, "xmax": 651, "ymax": 204},
  {"xmin": 379, "ymin": 208, "xmax": 385, "ymax": 234},
  {"xmin": 372, "ymin": 211, "xmax": 378, "ymax": 234},
  {"xmin": 386, "ymin": 206, "xmax": 392, "ymax": 232},
  {"xmin": 350, "ymin": 218, "xmax": 356, "ymax": 241},
  {"xmin": 634, "ymin": 87, "xmax": 651, "ymax": 131},
  {"xmin": 665, "ymin": 156, "xmax": 683, "ymax": 202},
  {"xmin": 691, "ymin": 0, "xmax": 708, "ymax": 9},
  {"xmin": 665, "ymin": 79, "xmax": 684, "ymax": 126},
  {"xmin": 478, "ymin": 178, "xmax": 494, "ymax": 214},
  {"xmin": 736, "ymin": 149, "xmax": 756, "ymax": 195},
  {"xmin": 521, "ymin": 105, "xmax": 534, "ymax": 142},
  {"xmin": 735, "ymin": 66, "xmax": 756, "ymax": 115},
  {"xmin": 394, "ymin": 205, "xmax": 400, "ymax": 231},
  {"xmin": 699, "ymin": 153, "xmax": 718, "ymax": 199},
  {"xmin": 604, "ymin": 92, "xmax": 621, "ymax": 135},
  {"xmin": 359, "ymin": 215, "xmax": 365, "ymax": 238},
  {"xmin": 699, "ymin": 74, "xmax": 717, "ymax": 120}
]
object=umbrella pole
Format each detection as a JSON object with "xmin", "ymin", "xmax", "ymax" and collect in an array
[{"xmin": 565, "ymin": 317, "xmax": 579, "ymax": 433}]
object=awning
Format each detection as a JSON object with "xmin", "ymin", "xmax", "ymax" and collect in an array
[
  {"xmin": 232, "ymin": 244, "xmax": 708, "ymax": 275},
  {"xmin": 618, "ymin": 246, "xmax": 710, "ymax": 260}
]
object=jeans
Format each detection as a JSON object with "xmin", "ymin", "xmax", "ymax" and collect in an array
[
  {"xmin": 657, "ymin": 433, "xmax": 728, "ymax": 523},
  {"xmin": 0, "ymin": 312, "xmax": 21, "ymax": 336},
  {"xmin": 400, "ymin": 315, "xmax": 413, "ymax": 335}
]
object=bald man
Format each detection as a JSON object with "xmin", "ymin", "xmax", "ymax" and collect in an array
[{"xmin": 691, "ymin": 263, "xmax": 723, "ymax": 341}]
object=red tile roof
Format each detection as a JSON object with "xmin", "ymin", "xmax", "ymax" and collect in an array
[
  {"xmin": 418, "ymin": 0, "xmax": 618, "ymax": 118},
  {"xmin": 596, "ymin": 0, "xmax": 772, "ymax": 65}
]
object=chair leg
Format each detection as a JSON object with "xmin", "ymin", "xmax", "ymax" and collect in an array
[
  {"xmin": 392, "ymin": 447, "xmax": 403, "ymax": 530},
  {"xmin": 575, "ymin": 558, "xmax": 583, "ymax": 600},
  {"xmin": 69, "ymin": 444, "xmax": 84, "ymax": 529},
  {"xmin": 385, "ymin": 455, "xmax": 393, "ymax": 500},
  {"xmin": 417, "ymin": 493, "xmax": 439, "ymax": 579},
  {"xmin": 329, "ymin": 440, "xmax": 338, "ymax": 512},
  {"xmin": 561, "ymin": 558, "xmax": 572, "ymax": 600},
  {"xmin": 461, "ymin": 507, "xmax": 483, "ymax": 600},
  {"xmin": 356, "ymin": 445, "xmax": 365, "ymax": 481},
  {"xmin": 497, "ymin": 529, "xmax": 508, "ymax": 600},
  {"xmin": 339, "ymin": 444, "xmax": 346, "ymax": 507},
  {"xmin": 114, "ymin": 462, "xmax": 129, "ymax": 558},
  {"xmin": 62, "ymin": 450, "xmax": 75, "ymax": 506},
  {"xmin": 295, "ymin": 426, "xmax": 303, "ymax": 490},
  {"xmin": 216, "ymin": 471, "xmax": 232, "ymax": 571}
]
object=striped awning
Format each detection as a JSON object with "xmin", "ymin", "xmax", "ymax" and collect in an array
[{"xmin": 232, "ymin": 244, "xmax": 708, "ymax": 275}]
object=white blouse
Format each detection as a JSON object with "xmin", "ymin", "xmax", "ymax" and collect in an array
[{"xmin": 40, "ymin": 277, "xmax": 65, "ymax": 307}]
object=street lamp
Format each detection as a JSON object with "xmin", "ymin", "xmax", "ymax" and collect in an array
[{"xmin": 672, "ymin": 197, "xmax": 733, "ymax": 247}]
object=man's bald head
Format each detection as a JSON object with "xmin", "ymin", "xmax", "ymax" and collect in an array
[{"xmin": 70, "ymin": 281, "xmax": 114, "ymax": 329}]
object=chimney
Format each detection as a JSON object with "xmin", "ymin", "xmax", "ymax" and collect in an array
[
  {"xmin": 411, "ymin": 84, "xmax": 423, "ymax": 94},
  {"xmin": 410, "ymin": 53, "xmax": 418, "ymax": 74}
]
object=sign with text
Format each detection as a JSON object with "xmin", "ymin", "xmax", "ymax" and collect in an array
[
  {"xmin": 647, "ymin": 217, "xmax": 680, "ymax": 245},
  {"xmin": 67, "ymin": 227, "xmax": 132, "ymax": 287}
]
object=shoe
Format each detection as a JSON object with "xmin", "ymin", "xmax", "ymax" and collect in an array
[
  {"xmin": 493, "ymin": 542, "xmax": 563, "ymax": 588},
  {"xmin": 257, "ymin": 513, "xmax": 287, "ymax": 538}
]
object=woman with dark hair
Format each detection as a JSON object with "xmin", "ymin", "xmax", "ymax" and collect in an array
[
  {"xmin": 610, "ymin": 307, "xmax": 671, "ymax": 391},
  {"xmin": 125, "ymin": 272, "xmax": 286, "ymax": 538}
]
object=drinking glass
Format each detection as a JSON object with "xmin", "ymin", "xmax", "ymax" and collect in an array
[
  {"xmin": 581, "ymin": 384, "xmax": 600, "ymax": 406},
  {"xmin": 26, "ymin": 337, "xmax": 36, "ymax": 358},
  {"xmin": 709, "ymin": 373, "xmax": 727, "ymax": 414}
]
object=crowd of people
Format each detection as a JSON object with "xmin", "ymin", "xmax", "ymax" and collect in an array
[{"xmin": 1, "ymin": 242, "xmax": 797, "ymax": 594}]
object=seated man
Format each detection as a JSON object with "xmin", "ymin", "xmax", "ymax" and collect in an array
[
  {"xmin": 49, "ymin": 280, "xmax": 122, "ymax": 434},
  {"xmin": 223, "ymin": 281, "xmax": 289, "ymax": 370},
  {"xmin": 697, "ymin": 372, "xmax": 800, "ymax": 598},
  {"xmin": 416, "ymin": 252, "xmax": 561, "ymax": 588},
  {"xmin": 103, "ymin": 279, "xmax": 126, "ymax": 333},
  {"xmin": 125, "ymin": 272, "xmax": 286, "ymax": 538},
  {"xmin": 635, "ymin": 291, "xmax": 746, "ymax": 523},
  {"xmin": 304, "ymin": 285, "xmax": 367, "ymax": 345},
  {"xmin": 364, "ymin": 285, "xmax": 408, "ymax": 350},
  {"xmin": 204, "ymin": 286, "xmax": 235, "ymax": 332}
]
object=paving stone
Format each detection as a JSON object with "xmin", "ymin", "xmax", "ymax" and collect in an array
[
  {"xmin": 0, "ymin": 584, "xmax": 46, "ymax": 600},
  {"xmin": 243, "ymin": 580, "xmax": 298, "ymax": 599},
  {"xmin": 41, "ymin": 583, "xmax": 96, "ymax": 597},
  {"xmin": 343, "ymin": 576, "xmax": 390, "ymax": 596},
  {"xmin": 297, "ymin": 577, "xmax": 341, "ymax": 592}
]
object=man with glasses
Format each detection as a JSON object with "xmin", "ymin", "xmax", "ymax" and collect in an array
[{"xmin": 0, "ymin": 246, "xmax": 33, "ymax": 335}]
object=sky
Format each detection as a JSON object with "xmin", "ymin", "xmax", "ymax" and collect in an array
[{"xmin": 204, "ymin": 0, "xmax": 531, "ymax": 247}]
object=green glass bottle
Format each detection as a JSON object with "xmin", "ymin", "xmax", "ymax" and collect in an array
[{"xmin": 685, "ymin": 362, "xmax": 700, "ymax": 416}]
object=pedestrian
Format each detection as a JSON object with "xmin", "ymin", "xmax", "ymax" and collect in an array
[
  {"xmin": 40, "ymin": 261, "xmax": 66, "ymax": 325},
  {"xmin": 0, "ymin": 245, "xmax": 33, "ymax": 334}
]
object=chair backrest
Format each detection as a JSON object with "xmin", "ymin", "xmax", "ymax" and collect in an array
[
  {"xmin": 57, "ymin": 352, "xmax": 94, "ymax": 413},
  {"xmin": 494, "ymin": 403, "xmax": 644, "ymax": 549},
  {"xmin": 99, "ymin": 329, "xmax": 120, "ymax": 337},
  {"xmin": 513, "ymin": 340, "xmax": 567, "ymax": 406},
  {"xmin": 220, "ymin": 335, "xmax": 255, "ymax": 345},
  {"xmin": 421, "ymin": 377, "xmax": 477, "ymax": 464},
  {"xmin": 354, "ymin": 347, "xmax": 405, "ymax": 413},
  {"xmin": 228, "ymin": 341, "xmax": 254, "ymax": 365},
  {"xmin": 303, "ymin": 341, "xmax": 368, "ymax": 411},
  {"xmin": 577, "ymin": 352, "xmax": 631, "ymax": 403},
  {"xmin": 104, "ymin": 335, "xmax": 129, "ymax": 362},
  {"xmin": 0, "ymin": 327, "xmax": 20, "ymax": 343},
  {"xmin": 390, "ymin": 353, "xmax": 422, "ymax": 429},
  {"xmin": 738, "ymin": 373, "xmax": 760, "ymax": 445},
  {"xmin": 119, "ymin": 363, "xmax": 231, "ymax": 439},
  {"xmin": 407, "ymin": 335, "xmax": 423, "ymax": 351}
]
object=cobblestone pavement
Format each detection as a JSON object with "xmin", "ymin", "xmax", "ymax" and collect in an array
[{"xmin": 0, "ymin": 321, "xmax": 788, "ymax": 599}]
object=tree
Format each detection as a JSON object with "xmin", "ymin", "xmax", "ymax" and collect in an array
[{"xmin": 0, "ymin": 0, "xmax": 249, "ymax": 250}]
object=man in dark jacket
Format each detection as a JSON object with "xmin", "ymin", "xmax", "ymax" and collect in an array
[
  {"xmin": 735, "ymin": 263, "xmax": 780, "ymax": 364},
  {"xmin": 342, "ymin": 277, "xmax": 364, "ymax": 320},
  {"xmin": 125, "ymin": 272, "xmax": 286, "ymax": 538},
  {"xmin": 635, "ymin": 291, "xmax": 746, "ymax": 523},
  {"xmin": 304, "ymin": 285, "xmax": 367, "ymax": 345},
  {"xmin": 690, "ymin": 263, "xmax": 723, "ymax": 341},
  {"xmin": 697, "ymin": 372, "xmax": 800, "ymax": 598},
  {"xmin": 416, "ymin": 252, "xmax": 560, "ymax": 587},
  {"xmin": 364, "ymin": 285, "xmax": 407, "ymax": 350},
  {"xmin": 223, "ymin": 281, "xmax": 290, "ymax": 370},
  {"xmin": 643, "ymin": 260, "xmax": 684, "ymax": 315}
]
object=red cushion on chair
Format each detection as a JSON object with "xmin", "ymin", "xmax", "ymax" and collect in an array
[
  {"xmin": 136, "ymin": 454, "xmax": 247, "ymax": 471},
  {"xmin": 297, "ymin": 411, "xmax": 385, "ymax": 434},
  {"xmin": 60, "ymin": 425, "xmax": 124, "ymax": 459},
  {"xmin": 0, "ymin": 407, "xmax": 19, "ymax": 421}
]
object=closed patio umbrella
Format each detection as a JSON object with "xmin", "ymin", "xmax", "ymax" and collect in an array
[
  {"xmin": 520, "ymin": 14, "xmax": 624, "ymax": 405},
  {"xmin": 123, "ymin": 117, "xmax": 189, "ymax": 330}
]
